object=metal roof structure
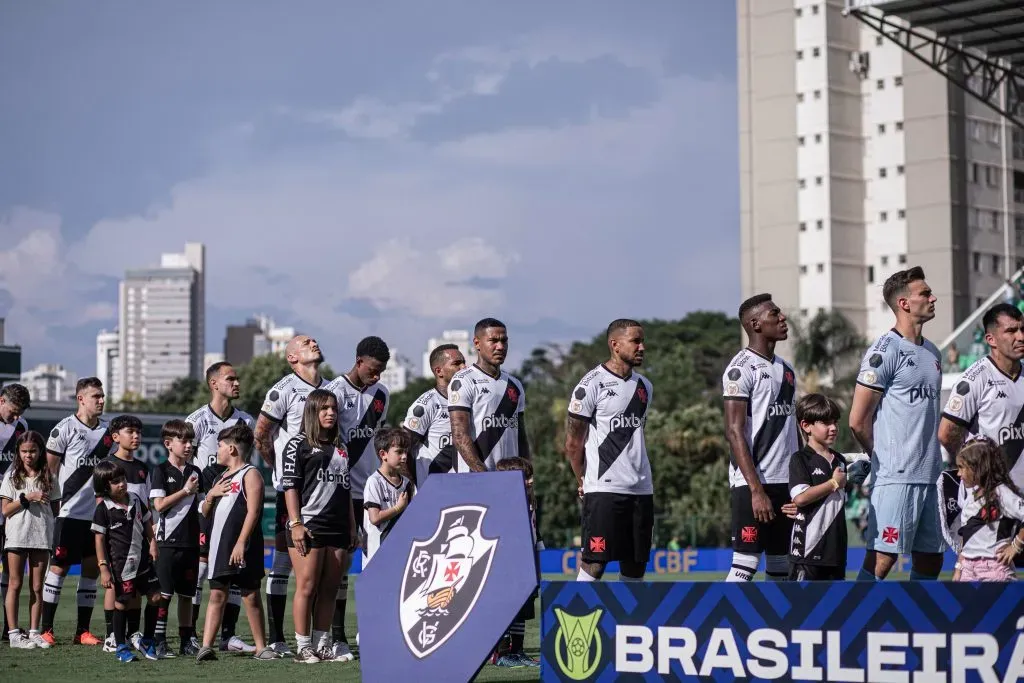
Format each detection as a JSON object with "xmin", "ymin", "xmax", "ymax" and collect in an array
[{"xmin": 845, "ymin": 0, "xmax": 1024, "ymax": 127}]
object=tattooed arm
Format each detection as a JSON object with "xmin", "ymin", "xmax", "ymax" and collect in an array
[
  {"xmin": 253, "ymin": 414, "xmax": 279, "ymax": 469},
  {"xmin": 450, "ymin": 409, "xmax": 486, "ymax": 472},
  {"xmin": 564, "ymin": 415, "xmax": 588, "ymax": 497},
  {"xmin": 938, "ymin": 417, "xmax": 968, "ymax": 460}
]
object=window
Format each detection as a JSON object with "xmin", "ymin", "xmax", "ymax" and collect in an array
[
  {"xmin": 815, "ymin": 176, "xmax": 823, "ymax": 186},
  {"xmin": 799, "ymin": 136, "xmax": 806, "ymax": 146},
  {"xmin": 800, "ymin": 265, "xmax": 808, "ymax": 274},
  {"xmin": 971, "ymin": 121, "xmax": 982, "ymax": 140},
  {"xmin": 796, "ymin": 7, "xmax": 803, "ymax": 17},
  {"xmin": 879, "ymin": 167, "xmax": 888, "ymax": 178},
  {"xmin": 814, "ymin": 133, "xmax": 822, "ymax": 143},
  {"xmin": 811, "ymin": 4, "xmax": 819, "ymax": 14},
  {"xmin": 989, "ymin": 123, "xmax": 1000, "ymax": 144},
  {"xmin": 973, "ymin": 252, "xmax": 982, "ymax": 272},
  {"xmin": 816, "ymin": 220, "xmax": 824, "ymax": 230},
  {"xmin": 880, "ymin": 211, "xmax": 888, "ymax": 222},
  {"xmin": 986, "ymin": 165, "xmax": 998, "ymax": 187},
  {"xmin": 813, "ymin": 89, "xmax": 821, "ymax": 100},
  {"xmin": 993, "ymin": 254, "xmax": 1002, "ymax": 273},
  {"xmin": 876, "ymin": 36, "xmax": 884, "ymax": 47},
  {"xmin": 878, "ymin": 123, "xmax": 887, "ymax": 134},
  {"xmin": 812, "ymin": 47, "xmax": 821, "ymax": 57},
  {"xmin": 993, "ymin": 210, "xmax": 1001, "ymax": 231},
  {"xmin": 896, "ymin": 121, "xmax": 904, "ymax": 131},
  {"xmin": 897, "ymin": 165, "xmax": 905, "ymax": 175},
  {"xmin": 799, "ymin": 178, "xmax": 807, "ymax": 189},
  {"xmin": 797, "ymin": 50, "xmax": 804, "ymax": 60},
  {"xmin": 881, "ymin": 255, "xmax": 889, "ymax": 266},
  {"xmin": 868, "ymin": 265, "xmax": 875, "ymax": 283},
  {"xmin": 898, "ymin": 209, "xmax": 906, "ymax": 219},
  {"xmin": 816, "ymin": 263, "xmax": 824, "ymax": 273},
  {"xmin": 898, "ymin": 254, "xmax": 907, "ymax": 264},
  {"xmin": 799, "ymin": 221, "xmax": 807, "ymax": 231},
  {"xmin": 971, "ymin": 163, "xmax": 980, "ymax": 184},
  {"xmin": 876, "ymin": 79, "xmax": 885, "ymax": 90},
  {"xmin": 798, "ymin": 92, "xmax": 805, "ymax": 103},
  {"xmin": 977, "ymin": 297, "xmax": 985, "ymax": 308},
  {"xmin": 894, "ymin": 76, "xmax": 903, "ymax": 86}
]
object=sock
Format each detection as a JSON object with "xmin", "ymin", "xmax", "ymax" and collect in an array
[
  {"xmin": 267, "ymin": 551, "xmax": 291, "ymax": 644},
  {"xmin": 332, "ymin": 577, "xmax": 348, "ymax": 643},
  {"xmin": 143, "ymin": 603, "xmax": 158, "ymax": 639},
  {"xmin": 179, "ymin": 626, "xmax": 192, "ymax": 645},
  {"xmin": 154, "ymin": 603, "xmax": 168, "ymax": 642},
  {"xmin": 222, "ymin": 601, "xmax": 241, "ymax": 641},
  {"xmin": 313, "ymin": 628, "xmax": 328, "ymax": 650},
  {"xmin": 765, "ymin": 555, "xmax": 789, "ymax": 582},
  {"xmin": 41, "ymin": 570, "xmax": 65, "ymax": 631},
  {"xmin": 127, "ymin": 607, "xmax": 141, "ymax": 637},
  {"xmin": 296, "ymin": 632, "xmax": 312, "ymax": 650},
  {"xmin": 509, "ymin": 619, "xmax": 526, "ymax": 653},
  {"xmin": 192, "ymin": 559, "xmax": 206, "ymax": 630},
  {"xmin": 576, "ymin": 568, "xmax": 597, "ymax": 582},
  {"xmin": 857, "ymin": 567, "xmax": 879, "ymax": 581},
  {"xmin": 76, "ymin": 576, "xmax": 98, "ymax": 634},
  {"xmin": 113, "ymin": 609, "xmax": 127, "ymax": 646},
  {"xmin": 1, "ymin": 573, "xmax": 8, "ymax": 638},
  {"xmin": 909, "ymin": 569, "xmax": 937, "ymax": 581},
  {"xmin": 726, "ymin": 552, "xmax": 759, "ymax": 582},
  {"xmin": 105, "ymin": 609, "xmax": 114, "ymax": 637}
]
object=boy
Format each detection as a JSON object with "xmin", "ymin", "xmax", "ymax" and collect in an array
[
  {"xmin": 362, "ymin": 428, "xmax": 412, "ymax": 565},
  {"xmin": 196, "ymin": 423, "xmax": 275, "ymax": 662},
  {"xmin": 150, "ymin": 419, "xmax": 204, "ymax": 657},
  {"xmin": 788, "ymin": 394, "xmax": 848, "ymax": 580},
  {"xmin": 92, "ymin": 460, "xmax": 161, "ymax": 663},
  {"xmin": 102, "ymin": 414, "xmax": 162, "ymax": 656}
]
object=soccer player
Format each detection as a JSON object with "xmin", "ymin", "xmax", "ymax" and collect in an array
[
  {"xmin": 196, "ymin": 423, "xmax": 274, "ymax": 662},
  {"xmin": 41, "ymin": 377, "xmax": 111, "ymax": 645},
  {"xmin": 722, "ymin": 294, "xmax": 799, "ymax": 582},
  {"xmin": 0, "ymin": 382, "xmax": 30, "ymax": 641},
  {"xmin": 253, "ymin": 335, "xmax": 329, "ymax": 656},
  {"xmin": 449, "ymin": 318, "xmax": 529, "ymax": 472},
  {"xmin": 849, "ymin": 266, "xmax": 944, "ymax": 580},
  {"xmin": 403, "ymin": 344, "xmax": 465, "ymax": 486},
  {"xmin": 150, "ymin": 419, "xmax": 204, "ymax": 657},
  {"xmin": 565, "ymin": 319, "xmax": 653, "ymax": 583},
  {"xmin": 185, "ymin": 362, "xmax": 255, "ymax": 654},
  {"xmin": 326, "ymin": 336, "xmax": 389, "ymax": 660}
]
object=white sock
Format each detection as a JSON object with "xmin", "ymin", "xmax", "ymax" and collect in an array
[
  {"xmin": 726, "ymin": 552, "xmax": 759, "ymax": 582},
  {"xmin": 576, "ymin": 567, "xmax": 597, "ymax": 582},
  {"xmin": 765, "ymin": 555, "xmax": 789, "ymax": 582},
  {"xmin": 194, "ymin": 560, "xmax": 207, "ymax": 608},
  {"xmin": 313, "ymin": 629, "xmax": 329, "ymax": 650},
  {"xmin": 43, "ymin": 570, "xmax": 65, "ymax": 605},
  {"xmin": 228, "ymin": 586, "xmax": 242, "ymax": 606},
  {"xmin": 77, "ymin": 577, "xmax": 98, "ymax": 608},
  {"xmin": 296, "ymin": 632, "xmax": 311, "ymax": 650},
  {"xmin": 268, "ymin": 551, "xmax": 291, "ymax": 596}
]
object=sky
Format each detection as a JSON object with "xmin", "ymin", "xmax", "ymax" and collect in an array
[{"xmin": 0, "ymin": 1, "xmax": 738, "ymax": 378}]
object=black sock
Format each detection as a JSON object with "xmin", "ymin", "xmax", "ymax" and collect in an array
[
  {"xmin": 105, "ymin": 609, "xmax": 114, "ymax": 636},
  {"xmin": 41, "ymin": 601, "xmax": 58, "ymax": 632},
  {"xmin": 332, "ymin": 599, "xmax": 347, "ymax": 643},
  {"xmin": 76, "ymin": 606, "xmax": 94, "ymax": 635},
  {"xmin": 179, "ymin": 626, "xmax": 192, "ymax": 645},
  {"xmin": 221, "ymin": 602, "xmax": 240, "ymax": 641},
  {"xmin": 146, "ymin": 603, "xmax": 163, "ymax": 641},
  {"xmin": 113, "ymin": 610, "xmax": 127, "ymax": 646},
  {"xmin": 509, "ymin": 619, "xmax": 526, "ymax": 654},
  {"xmin": 268, "ymin": 594, "xmax": 286, "ymax": 644},
  {"xmin": 127, "ymin": 607, "xmax": 141, "ymax": 637}
]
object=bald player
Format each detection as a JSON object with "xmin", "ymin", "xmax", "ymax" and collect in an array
[{"xmin": 253, "ymin": 335, "xmax": 330, "ymax": 657}]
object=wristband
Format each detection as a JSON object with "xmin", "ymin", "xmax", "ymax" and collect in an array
[
  {"xmin": 99, "ymin": 560, "xmax": 109, "ymax": 567},
  {"xmin": 19, "ymin": 493, "xmax": 29, "ymax": 508},
  {"xmin": 830, "ymin": 479, "xmax": 840, "ymax": 492}
]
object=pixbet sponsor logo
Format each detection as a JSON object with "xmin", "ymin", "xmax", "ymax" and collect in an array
[
  {"xmin": 438, "ymin": 433, "xmax": 453, "ymax": 450},
  {"xmin": 909, "ymin": 385, "xmax": 939, "ymax": 403},
  {"xmin": 767, "ymin": 404, "xmax": 795, "ymax": 418},
  {"xmin": 609, "ymin": 414, "xmax": 645, "ymax": 431},
  {"xmin": 481, "ymin": 415, "xmax": 519, "ymax": 430},
  {"xmin": 999, "ymin": 424, "xmax": 1024, "ymax": 443},
  {"xmin": 348, "ymin": 425, "xmax": 376, "ymax": 441}
]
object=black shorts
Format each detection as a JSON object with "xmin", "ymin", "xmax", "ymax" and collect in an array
[
  {"xmin": 580, "ymin": 493, "xmax": 654, "ymax": 565},
  {"xmin": 731, "ymin": 484, "xmax": 793, "ymax": 555},
  {"xmin": 789, "ymin": 563, "xmax": 846, "ymax": 581},
  {"xmin": 156, "ymin": 547, "xmax": 200, "ymax": 597},
  {"xmin": 53, "ymin": 517, "xmax": 97, "ymax": 566},
  {"xmin": 286, "ymin": 530, "xmax": 350, "ymax": 550},
  {"xmin": 210, "ymin": 565, "xmax": 263, "ymax": 593},
  {"xmin": 114, "ymin": 566, "xmax": 159, "ymax": 605},
  {"xmin": 353, "ymin": 501, "xmax": 364, "ymax": 533}
]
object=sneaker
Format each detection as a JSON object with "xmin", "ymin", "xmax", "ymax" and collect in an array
[
  {"xmin": 140, "ymin": 637, "xmax": 159, "ymax": 661},
  {"xmin": 495, "ymin": 654, "xmax": 526, "ymax": 668},
  {"xmin": 317, "ymin": 645, "xmax": 336, "ymax": 662},
  {"xmin": 74, "ymin": 630, "xmax": 103, "ymax": 646},
  {"xmin": 180, "ymin": 636, "xmax": 201, "ymax": 657},
  {"xmin": 9, "ymin": 631, "xmax": 36, "ymax": 649},
  {"xmin": 155, "ymin": 640, "xmax": 176, "ymax": 658},
  {"xmin": 253, "ymin": 645, "xmax": 279, "ymax": 660},
  {"xmin": 103, "ymin": 633, "xmax": 117, "ymax": 653},
  {"xmin": 195, "ymin": 645, "xmax": 217, "ymax": 662},
  {"xmin": 269, "ymin": 641, "xmax": 293, "ymax": 657},
  {"xmin": 294, "ymin": 646, "xmax": 321, "ymax": 664},
  {"xmin": 221, "ymin": 635, "xmax": 256, "ymax": 653},
  {"xmin": 513, "ymin": 652, "xmax": 541, "ymax": 667},
  {"xmin": 331, "ymin": 640, "xmax": 354, "ymax": 662},
  {"xmin": 116, "ymin": 643, "xmax": 138, "ymax": 663},
  {"xmin": 39, "ymin": 630, "xmax": 57, "ymax": 646},
  {"xmin": 28, "ymin": 632, "xmax": 52, "ymax": 649},
  {"xmin": 129, "ymin": 631, "xmax": 144, "ymax": 652}
]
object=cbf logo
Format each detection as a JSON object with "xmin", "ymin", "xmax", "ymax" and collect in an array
[
  {"xmin": 399, "ymin": 505, "xmax": 498, "ymax": 658},
  {"xmin": 553, "ymin": 607, "xmax": 603, "ymax": 680}
]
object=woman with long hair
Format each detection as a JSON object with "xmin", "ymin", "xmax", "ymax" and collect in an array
[{"xmin": 280, "ymin": 389, "xmax": 356, "ymax": 663}]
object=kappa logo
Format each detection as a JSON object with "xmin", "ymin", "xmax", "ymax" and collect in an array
[
  {"xmin": 997, "ymin": 391, "xmax": 1008, "ymax": 399},
  {"xmin": 553, "ymin": 607, "xmax": 603, "ymax": 681},
  {"xmin": 812, "ymin": 468, "xmax": 825, "ymax": 475},
  {"xmin": 759, "ymin": 372, "xmax": 772, "ymax": 381},
  {"xmin": 399, "ymin": 505, "xmax": 498, "ymax": 658}
]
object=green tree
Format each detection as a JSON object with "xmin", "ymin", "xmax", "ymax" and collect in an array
[{"xmin": 388, "ymin": 376, "xmax": 436, "ymax": 425}]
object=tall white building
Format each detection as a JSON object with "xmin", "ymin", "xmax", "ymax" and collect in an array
[
  {"xmin": 20, "ymin": 363, "xmax": 77, "ymax": 402},
  {"xmin": 380, "ymin": 348, "xmax": 416, "ymax": 393},
  {"xmin": 739, "ymin": 0, "xmax": 1022, "ymax": 347},
  {"xmin": 118, "ymin": 243, "xmax": 206, "ymax": 399},
  {"xmin": 95, "ymin": 328, "xmax": 122, "ymax": 401},
  {"xmin": 422, "ymin": 330, "xmax": 478, "ymax": 378}
]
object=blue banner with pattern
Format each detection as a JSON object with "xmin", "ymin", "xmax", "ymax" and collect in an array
[{"xmin": 541, "ymin": 580, "xmax": 1024, "ymax": 682}]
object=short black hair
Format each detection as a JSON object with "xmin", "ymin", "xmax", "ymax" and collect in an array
[
  {"xmin": 76, "ymin": 377, "xmax": 103, "ymax": 396},
  {"xmin": 474, "ymin": 318, "xmax": 506, "ymax": 336},
  {"xmin": 374, "ymin": 426, "xmax": 411, "ymax": 455},
  {"xmin": 356, "ymin": 336, "xmax": 390, "ymax": 364},
  {"xmin": 162, "ymin": 419, "xmax": 195, "ymax": 442},
  {"xmin": 218, "ymin": 422, "xmax": 254, "ymax": 456},
  {"xmin": 110, "ymin": 414, "xmax": 143, "ymax": 433},
  {"xmin": 205, "ymin": 361, "xmax": 232, "ymax": 384},
  {"xmin": 983, "ymin": 302, "xmax": 1023, "ymax": 331},
  {"xmin": 0, "ymin": 383, "xmax": 30, "ymax": 411},
  {"xmin": 882, "ymin": 266, "xmax": 926, "ymax": 310},
  {"xmin": 428, "ymin": 343, "xmax": 460, "ymax": 370},
  {"xmin": 738, "ymin": 294, "xmax": 772, "ymax": 322},
  {"xmin": 606, "ymin": 319, "xmax": 641, "ymax": 340},
  {"xmin": 796, "ymin": 393, "xmax": 841, "ymax": 426},
  {"xmin": 495, "ymin": 456, "xmax": 533, "ymax": 479},
  {"xmin": 93, "ymin": 459, "xmax": 126, "ymax": 497}
]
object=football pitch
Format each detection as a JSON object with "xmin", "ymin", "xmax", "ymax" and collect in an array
[{"xmin": 0, "ymin": 570, "xmax": 929, "ymax": 681}]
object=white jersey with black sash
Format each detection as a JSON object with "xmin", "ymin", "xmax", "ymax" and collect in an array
[
  {"xmin": 46, "ymin": 416, "xmax": 113, "ymax": 520},
  {"xmin": 328, "ymin": 375, "xmax": 389, "ymax": 500},
  {"xmin": 186, "ymin": 404, "xmax": 256, "ymax": 470},
  {"xmin": 404, "ymin": 388, "xmax": 456, "ymax": 486},
  {"xmin": 447, "ymin": 365, "xmax": 526, "ymax": 472},
  {"xmin": 206, "ymin": 464, "xmax": 263, "ymax": 579}
]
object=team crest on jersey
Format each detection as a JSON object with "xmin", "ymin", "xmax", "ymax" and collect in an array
[
  {"xmin": 506, "ymin": 385, "xmax": 518, "ymax": 402},
  {"xmin": 399, "ymin": 505, "xmax": 498, "ymax": 658}
]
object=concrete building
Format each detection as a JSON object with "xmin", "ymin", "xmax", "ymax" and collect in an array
[
  {"xmin": 738, "ymin": 0, "xmax": 1021, "ymax": 348},
  {"xmin": 223, "ymin": 315, "xmax": 295, "ymax": 366},
  {"xmin": 0, "ymin": 319, "xmax": 21, "ymax": 385},
  {"xmin": 380, "ymin": 348, "xmax": 415, "ymax": 393},
  {"xmin": 118, "ymin": 243, "xmax": 206, "ymax": 399},
  {"xmin": 95, "ymin": 328, "xmax": 121, "ymax": 401},
  {"xmin": 21, "ymin": 363, "xmax": 78, "ymax": 402},
  {"xmin": 422, "ymin": 330, "xmax": 478, "ymax": 378}
]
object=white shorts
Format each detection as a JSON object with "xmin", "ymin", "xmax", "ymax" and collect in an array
[{"xmin": 867, "ymin": 483, "xmax": 947, "ymax": 554}]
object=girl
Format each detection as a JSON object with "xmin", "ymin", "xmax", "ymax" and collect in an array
[
  {"xmin": 281, "ymin": 389, "xmax": 356, "ymax": 664},
  {"xmin": 953, "ymin": 437, "xmax": 1024, "ymax": 581},
  {"xmin": 1, "ymin": 431, "xmax": 60, "ymax": 649}
]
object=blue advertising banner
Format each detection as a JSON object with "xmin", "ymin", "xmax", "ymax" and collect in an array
[
  {"xmin": 356, "ymin": 471, "xmax": 538, "ymax": 683},
  {"xmin": 541, "ymin": 580, "xmax": 1024, "ymax": 682}
]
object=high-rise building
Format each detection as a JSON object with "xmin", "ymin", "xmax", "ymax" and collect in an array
[
  {"xmin": 118, "ymin": 243, "xmax": 206, "ymax": 399},
  {"xmin": 0, "ymin": 318, "xmax": 21, "ymax": 385},
  {"xmin": 422, "ymin": 330, "xmax": 478, "ymax": 378},
  {"xmin": 96, "ymin": 328, "xmax": 121, "ymax": 401},
  {"xmin": 738, "ymin": 0, "xmax": 1020, "ymax": 347},
  {"xmin": 21, "ymin": 363, "xmax": 78, "ymax": 402},
  {"xmin": 380, "ymin": 348, "xmax": 415, "ymax": 393},
  {"xmin": 223, "ymin": 314, "xmax": 295, "ymax": 366}
]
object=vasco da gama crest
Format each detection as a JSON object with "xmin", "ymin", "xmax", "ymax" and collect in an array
[{"xmin": 399, "ymin": 505, "xmax": 498, "ymax": 658}]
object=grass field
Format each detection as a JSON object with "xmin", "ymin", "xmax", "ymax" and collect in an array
[{"xmin": 0, "ymin": 570, "xmax": 935, "ymax": 681}]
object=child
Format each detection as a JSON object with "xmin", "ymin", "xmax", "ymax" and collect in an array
[
  {"xmin": 196, "ymin": 423, "xmax": 275, "ymax": 662},
  {"xmin": 92, "ymin": 460, "xmax": 161, "ymax": 664},
  {"xmin": 281, "ymin": 389, "xmax": 356, "ymax": 663},
  {"xmin": 952, "ymin": 437, "xmax": 1024, "ymax": 581},
  {"xmin": 101, "ymin": 414, "xmax": 160, "ymax": 656},
  {"xmin": 362, "ymin": 427, "xmax": 412, "ymax": 565},
  {"xmin": 788, "ymin": 394, "xmax": 848, "ymax": 581},
  {"xmin": 1, "ymin": 431, "xmax": 59, "ymax": 649},
  {"xmin": 150, "ymin": 419, "xmax": 204, "ymax": 657},
  {"xmin": 491, "ymin": 457, "xmax": 541, "ymax": 668}
]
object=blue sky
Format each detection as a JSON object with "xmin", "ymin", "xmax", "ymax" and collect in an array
[{"xmin": 0, "ymin": 1, "xmax": 738, "ymax": 377}]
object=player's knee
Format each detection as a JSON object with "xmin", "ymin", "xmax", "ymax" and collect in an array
[{"xmin": 580, "ymin": 561, "xmax": 606, "ymax": 579}]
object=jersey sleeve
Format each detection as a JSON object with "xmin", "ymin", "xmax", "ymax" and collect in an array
[
  {"xmin": 447, "ymin": 372, "xmax": 476, "ymax": 413},
  {"xmin": 0, "ymin": 475, "xmax": 14, "ymax": 501},
  {"xmin": 363, "ymin": 476, "xmax": 383, "ymax": 510},
  {"xmin": 516, "ymin": 379, "xmax": 526, "ymax": 413},
  {"xmin": 404, "ymin": 397, "xmax": 436, "ymax": 438},
  {"xmin": 722, "ymin": 361, "xmax": 754, "ymax": 401},
  {"xmin": 46, "ymin": 422, "xmax": 69, "ymax": 458},
  {"xmin": 942, "ymin": 373, "xmax": 982, "ymax": 427},
  {"xmin": 999, "ymin": 485, "xmax": 1024, "ymax": 522},
  {"xmin": 140, "ymin": 495, "xmax": 152, "ymax": 523},
  {"xmin": 856, "ymin": 336, "xmax": 899, "ymax": 392},
  {"xmin": 380, "ymin": 391, "xmax": 390, "ymax": 427},
  {"xmin": 280, "ymin": 436, "xmax": 303, "ymax": 491},
  {"xmin": 92, "ymin": 502, "xmax": 108, "ymax": 535},
  {"xmin": 789, "ymin": 454, "xmax": 812, "ymax": 500},
  {"xmin": 567, "ymin": 377, "xmax": 599, "ymax": 421},
  {"xmin": 261, "ymin": 383, "xmax": 290, "ymax": 423},
  {"xmin": 150, "ymin": 465, "xmax": 168, "ymax": 500}
]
